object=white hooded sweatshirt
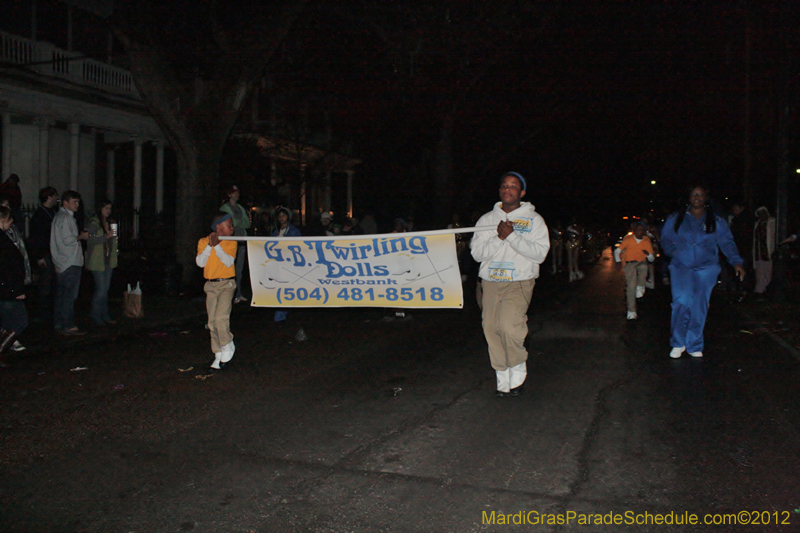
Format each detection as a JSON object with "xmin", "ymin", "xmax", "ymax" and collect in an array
[{"xmin": 470, "ymin": 201, "xmax": 550, "ymax": 282}]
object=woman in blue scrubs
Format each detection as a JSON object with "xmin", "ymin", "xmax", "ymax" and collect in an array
[{"xmin": 660, "ymin": 186, "xmax": 746, "ymax": 359}]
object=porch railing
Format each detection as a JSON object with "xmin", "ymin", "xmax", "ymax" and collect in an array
[{"xmin": 1, "ymin": 30, "xmax": 140, "ymax": 99}]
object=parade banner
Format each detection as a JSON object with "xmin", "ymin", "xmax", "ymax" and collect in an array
[{"xmin": 238, "ymin": 231, "xmax": 467, "ymax": 308}]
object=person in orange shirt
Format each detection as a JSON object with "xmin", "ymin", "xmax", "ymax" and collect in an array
[
  {"xmin": 196, "ymin": 212, "xmax": 238, "ymax": 370},
  {"xmin": 614, "ymin": 221, "xmax": 655, "ymax": 320}
]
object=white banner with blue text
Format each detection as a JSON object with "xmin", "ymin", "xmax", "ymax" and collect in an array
[{"xmin": 239, "ymin": 231, "xmax": 469, "ymax": 308}]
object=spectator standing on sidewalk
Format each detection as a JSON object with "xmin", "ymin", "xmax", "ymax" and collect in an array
[
  {"xmin": 27, "ymin": 187, "xmax": 59, "ymax": 322},
  {"xmin": 0, "ymin": 195, "xmax": 31, "ymax": 288},
  {"xmin": 196, "ymin": 212, "xmax": 237, "ymax": 371},
  {"xmin": 0, "ymin": 206, "xmax": 29, "ymax": 363},
  {"xmin": 0, "ymin": 196, "xmax": 32, "ymax": 352},
  {"xmin": 471, "ymin": 172, "xmax": 550, "ymax": 398},
  {"xmin": 752, "ymin": 206, "xmax": 776, "ymax": 296},
  {"xmin": 0, "ymin": 174, "xmax": 23, "ymax": 230},
  {"xmin": 614, "ymin": 221, "xmax": 655, "ymax": 320},
  {"xmin": 50, "ymin": 191, "xmax": 89, "ymax": 336},
  {"xmin": 85, "ymin": 200, "xmax": 118, "ymax": 326},
  {"xmin": 660, "ymin": 185, "xmax": 745, "ymax": 359},
  {"xmin": 220, "ymin": 185, "xmax": 251, "ymax": 304},
  {"xmin": 271, "ymin": 206, "xmax": 301, "ymax": 324}
]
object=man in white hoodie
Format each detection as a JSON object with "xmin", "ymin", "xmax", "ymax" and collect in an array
[{"xmin": 471, "ymin": 172, "xmax": 550, "ymax": 398}]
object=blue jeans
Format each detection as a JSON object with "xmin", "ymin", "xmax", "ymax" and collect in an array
[
  {"xmin": 54, "ymin": 265, "xmax": 82, "ymax": 331},
  {"xmin": 37, "ymin": 255, "xmax": 56, "ymax": 321},
  {"xmin": 0, "ymin": 300, "xmax": 28, "ymax": 335},
  {"xmin": 90, "ymin": 267, "xmax": 114, "ymax": 324},
  {"xmin": 669, "ymin": 263, "xmax": 721, "ymax": 353}
]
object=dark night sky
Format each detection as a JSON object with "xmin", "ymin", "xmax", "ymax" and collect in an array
[
  {"xmin": 278, "ymin": 1, "xmax": 799, "ymax": 227},
  {"xmin": 4, "ymin": 1, "xmax": 798, "ymax": 229}
]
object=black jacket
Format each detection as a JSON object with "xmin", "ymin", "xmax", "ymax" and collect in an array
[
  {"xmin": 0, "ymin": 231, "xmax": 25, "ymax": 300},
  {"xmin": 28, "ymin": 205, "xmax": 56, "ymax": 262}
]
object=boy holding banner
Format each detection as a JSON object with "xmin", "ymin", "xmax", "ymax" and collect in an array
[
  {"xmin": 471, "ymin": 172, "xmax": 550, "ymax": 398},
  {"xmin": 196, "ymin": 212, "xmax": 238, "ymax": 371}
]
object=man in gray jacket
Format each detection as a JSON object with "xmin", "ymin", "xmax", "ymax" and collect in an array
[{"xmin": 50, "ymin": 190, "xmax": 89, "ymax": 335}]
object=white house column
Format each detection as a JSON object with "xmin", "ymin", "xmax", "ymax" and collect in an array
[
  {"xmin": 106, "ymin": 147, "xmax": 115, "ymax": 201},
  {"xmin": 323, "ymin": 172, "xmax": 332, "ymax": 213},
  {"xmin": 155, "ymin": 141, "xmax": 164, "ymax": 213},
  {"xmin": 36, "ymin": 117, "xmax": 50, "ymax": 189},
  {"xmin": 299, "ymin": 163, "xmax": 307, "ymax": 226},
  {"xmin": 133, "ymin": 138, "xmax": 143, "ymax": 238},
  {"xmin": 2, "ymin": 113, "xmax": 11, "ymax": 181},
  {"xmin": 69, "ymin": 122, "xmax": 80, "ymax": 190},
  {"xmin": 346, "ymin": 170, "xmax": 354, "ymax": 218}
]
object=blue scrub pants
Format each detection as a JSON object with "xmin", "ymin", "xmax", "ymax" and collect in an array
[{"xmin": 668, "ymin": 263, "xmax": 720, "ymax": 352}]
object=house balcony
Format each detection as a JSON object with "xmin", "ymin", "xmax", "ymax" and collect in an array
[{"xmin": 0, "ymin": 29, "xmax": 139, "ymax": 100}]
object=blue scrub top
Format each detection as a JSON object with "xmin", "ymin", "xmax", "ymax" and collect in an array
[{"xmin": 661, "ymin": 210, "xmax": 743, "ymax": 269}]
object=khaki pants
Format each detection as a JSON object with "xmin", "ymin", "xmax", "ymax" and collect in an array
[
  {"xmin": 624, "ymin": 261, "xmax": 648, "ymax": 312},
  {"xmin": 205, "ymin": 279, "xmax": 236, "ymax": 353},
  {"xmin": 481, "ymin": 279, "xmax": 535, "ymax": 371}
]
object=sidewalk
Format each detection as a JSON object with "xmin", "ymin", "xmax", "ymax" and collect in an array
[{"xmin": 16, "ymin": 294, "xmax": 209, "ymax": 354}]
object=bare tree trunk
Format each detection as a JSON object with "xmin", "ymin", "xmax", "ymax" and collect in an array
[
  {"xmin": 111, "ymin": 0, "xmax": 309, "ymax": 288},
  {"xmin": 174, "ymin": 139, "xmax": 225, "ymax": 284}
]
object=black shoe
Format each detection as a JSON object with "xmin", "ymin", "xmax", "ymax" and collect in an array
[
  {"xmin": 509, "ymin": 384, "xmax": 525, "ymax": 397},
  {"xmin": 494, "ymin": 390, "xmax": 510, "ymax": 398},
  {"xmin": 219, "ymin": 360, "xmax": 232, "ymax": 370}
]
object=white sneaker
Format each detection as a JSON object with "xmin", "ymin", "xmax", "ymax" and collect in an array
[
  {"xmin": 689, "ymin": 351, "xmax": 703, "ymax": 358},
  {"xmin": 11, "ymin": 340, "xmax": 26, "ymax": 352},
  {"xmin": 220, "ymin": 341, "xmax": 235, "ymax": 364},
  {"xmin": 627, "ymin": 311, "xmax": 638, "ymax": 320},
  {"xmin": 636, "ymin": 286, "xmax": 645, "ymax": 298},
  {"xmin": 576, "ymin": 271, "xmax": 585, "ymax": 280},
  {"xmin": 669, "ymin": 346, "xmax": 685, "ymax": 359}
]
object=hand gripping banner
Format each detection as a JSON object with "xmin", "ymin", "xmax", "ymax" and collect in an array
[{"xmin": 223, "ymin": 229, "xmax": 486, "ymax": 308}]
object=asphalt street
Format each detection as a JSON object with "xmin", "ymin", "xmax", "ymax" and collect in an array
[{"xmin": 2, "ymin": 248, "xmax": 800, "ymax": 532}]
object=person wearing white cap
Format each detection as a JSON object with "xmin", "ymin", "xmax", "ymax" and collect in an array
[
  {"xmin": 471, "ymin": 172, "xmax": 550, "ymax": 398},
  {"xmin": 319, "ymin": 212, "xmax": 334, "ymax": 236}
]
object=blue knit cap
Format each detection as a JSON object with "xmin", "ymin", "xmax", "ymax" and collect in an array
[{"xmin": 501, "ymin": 172, "xmax": 526, "ymax": 192}]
